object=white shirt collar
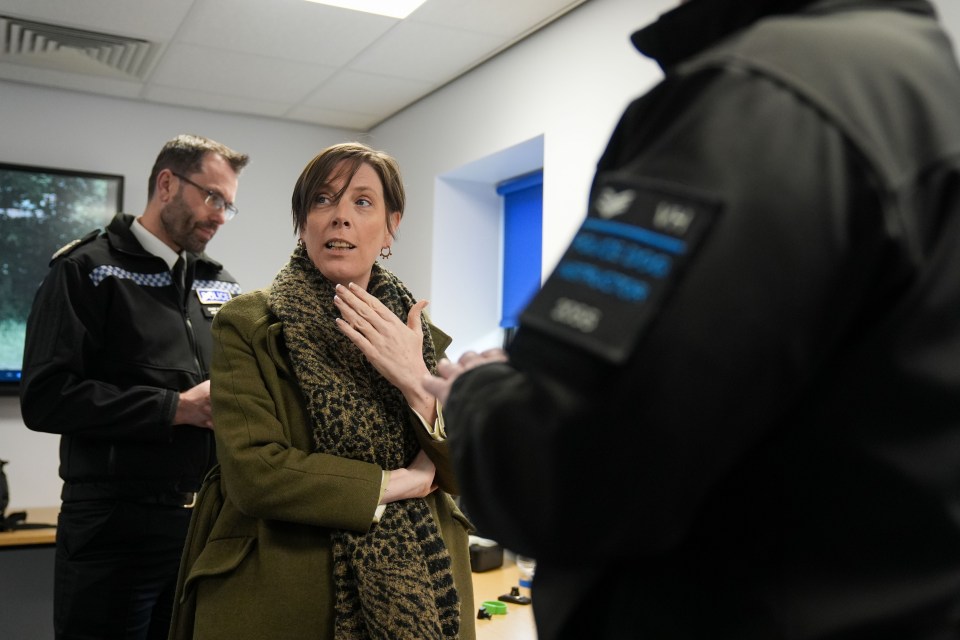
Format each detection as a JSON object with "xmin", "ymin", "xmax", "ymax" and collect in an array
[{"xmin": 131, "ymin": 217, "xmax": 184, "ymax": 270}]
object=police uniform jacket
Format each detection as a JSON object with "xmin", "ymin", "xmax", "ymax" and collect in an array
[
  {"xmin": 444, "ymin": 1, "xmax": 960, "ymax": 639},
  {"xmin": 20, "ymin": 212, "xmax": 240, "ymax": 501}
]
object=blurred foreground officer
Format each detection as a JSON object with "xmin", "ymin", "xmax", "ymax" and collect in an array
[
  {"xmin": 20, "ymin": 134, "xmax": 249, "ymax": 640},
  {"xmin": 423, "ymin": 1, "xmax": 960, "ymax": 638}
]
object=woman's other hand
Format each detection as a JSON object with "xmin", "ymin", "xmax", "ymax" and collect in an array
[{"xmin": 381, "ymin": 449, "xmax": 437, "ymax": 504}]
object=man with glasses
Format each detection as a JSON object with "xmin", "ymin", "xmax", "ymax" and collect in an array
[{"xmin": 20, "ymin": 134, "xmax": 250, "ymax": 640}]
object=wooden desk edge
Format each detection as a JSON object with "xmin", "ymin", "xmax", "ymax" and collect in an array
[{"xmin": 0, "ymin": 506, "xmax": 58, "ymax": 548}]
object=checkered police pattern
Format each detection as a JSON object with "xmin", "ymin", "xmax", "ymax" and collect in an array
[
  {"xmin": 90, "ymin": 265, "xmax": 174, "ymax": 287},
  {"xmin": 89, "ymin": 266, "xmax": 241, "ymax": 295}
]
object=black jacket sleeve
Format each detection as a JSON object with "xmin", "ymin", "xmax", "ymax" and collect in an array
[{"xmin": 445, "ymin": 66, "xmax": 897, "ymax": 562}]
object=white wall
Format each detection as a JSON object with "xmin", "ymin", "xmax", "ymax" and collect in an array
[
  {"xmin": 3, "ymin": 0, "xmax": 957, "ymax": 508},
  {"xmin": 372, "ymin": 0, "xmax": 672, "ymax": 353}
]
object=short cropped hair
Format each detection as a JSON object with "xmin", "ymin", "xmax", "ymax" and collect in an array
[
  {"xmin": 291, "ymin": 142, "xmax": 404, "ymax": 238},
  {"xmin": 147, "ymin": 134, "xmax": 250, "ymax": 200}
]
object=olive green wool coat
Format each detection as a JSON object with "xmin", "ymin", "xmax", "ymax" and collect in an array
[{"xmin": 168, "ymin": 290, "xmax": 476, "ymax": 640}]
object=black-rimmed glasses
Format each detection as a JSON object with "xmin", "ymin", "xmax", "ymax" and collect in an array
[{"xmin": 172, "ymin": 172, "xmax": 238, "ymax": 220}]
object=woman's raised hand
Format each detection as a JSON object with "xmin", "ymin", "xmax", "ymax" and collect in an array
[{"xmin": 334, "ymin": 282, "xmax": 434, "ymax": 417}]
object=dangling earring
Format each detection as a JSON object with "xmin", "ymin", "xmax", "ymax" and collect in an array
[
  {"xmin": 297, "ymin": 238, "xmax": 305, "ymax": 249},
  {"xmin": 379, "ymin": 246, "xmax": 392, "ymax": 259}
]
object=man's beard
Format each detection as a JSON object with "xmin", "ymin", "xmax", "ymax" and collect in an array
[{"xmin": 161, "ymin": 194, "xmax": 215, "ymax": 254}]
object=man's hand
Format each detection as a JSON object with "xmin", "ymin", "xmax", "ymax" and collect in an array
[
  {"xmin": 421, "ymin": 348, "xmax": 509, "ymax": 405},
  {"xmin": 174, "ymin": 380, "xmax": 213, "ymax": 429}
]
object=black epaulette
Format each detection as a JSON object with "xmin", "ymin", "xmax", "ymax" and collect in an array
[{"xmin": 50, "ymin": 229, "xmax": 100, "ymax": 263}]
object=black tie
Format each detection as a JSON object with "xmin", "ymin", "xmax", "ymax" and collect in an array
[{"xmin": 172, "ymin": 257, "xmax": 186, "ymax": 295}]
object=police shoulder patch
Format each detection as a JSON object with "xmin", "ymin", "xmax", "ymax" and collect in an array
[
  {"xmin": 519, "ymin": 173, "xmax": 722, "ymax": 364},
  {"xmin": 51, "ymin": 229, "xmax": 100, "ymax": 262}
]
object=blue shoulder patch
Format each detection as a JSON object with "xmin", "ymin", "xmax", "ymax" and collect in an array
[{"xmin": 519, "ymin": 174, "xmax": 722, "ymax": 364}]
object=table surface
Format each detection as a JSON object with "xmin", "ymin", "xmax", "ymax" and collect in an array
[
  {"xmin": 0, "ymin": 507, "xmax": 537, "ymax": 639},
  {"xmin": 471, "ymin": 555, "xmax": 538, "ymax": 639},
  {"xmin": 0, "ymin": 506, "xmax": 58, "ymax": 547}
]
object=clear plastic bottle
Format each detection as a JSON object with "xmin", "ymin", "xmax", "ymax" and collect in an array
[{"xmin": 516, "ymin": 554, "xmax": 536, "ymax": 589}]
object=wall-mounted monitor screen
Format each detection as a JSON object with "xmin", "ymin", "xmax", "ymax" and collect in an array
[{"xmin": 0, "ymin": 162, "xmax": 124, "ymax": 395}]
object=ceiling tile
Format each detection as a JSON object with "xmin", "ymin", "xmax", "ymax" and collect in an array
[
  {"xmin": 0, "ymin": 0, "xmax": 593, "ymax": 130},
  {"xmin": 0, "ymin": 59, "xmax": 144, "ymax": 98},
  {"xmin": 347, "ymin": 20, "xmax": 503, "ymax": 82},
  {"xmin": 0, "ymin": 0, "xmax": 194, "ymax": 40},
  {"xmin": 411, "ymin": 0, "xmax": 585, "ymax": 37},
  {"xmin": 302, "ymin": 69, "xmax": 435, "ymax": 115},
  {"xmin": 149, "ymin": 42, "xmax": 337, "ymax": 102},
  {"xmin": 144, "ymin": 83, "xmax": 294, "ymax": 119},
  {"xmin": 172, "ymin": 0, "xmax": 398, "ymax": 65},
  {"xmin": 285, "ymin": 103, "xmax": 382, "ymax": 131}
]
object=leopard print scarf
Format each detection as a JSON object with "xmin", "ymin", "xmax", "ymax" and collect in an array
[{"xmin": 269, "ymin": 244, "xmax": 460, "ymax": 639}]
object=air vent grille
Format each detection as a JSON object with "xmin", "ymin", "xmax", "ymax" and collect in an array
[{"xmin": 0, "ymin": 15, "xmax": 157, "ymax": 78}]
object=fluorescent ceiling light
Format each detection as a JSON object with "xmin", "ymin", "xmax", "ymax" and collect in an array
[{"xmin": 303, "ymin": 0, "xmax": 427, "ymax": 19}]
